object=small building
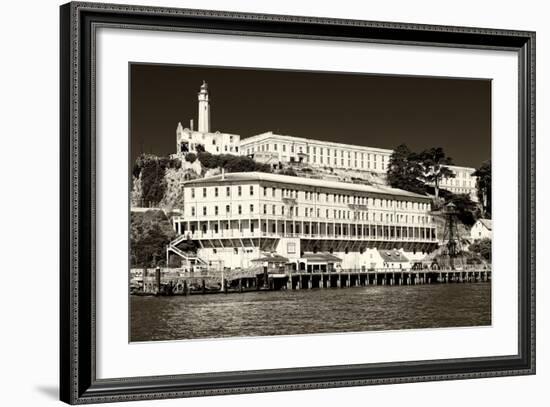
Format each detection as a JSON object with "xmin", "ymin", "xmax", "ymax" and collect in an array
[
  {"xmin": 377, "ymin": 249, "xmax": 411, "ymax": 270},
  {"xmin": 470, "ymin": 219, "xmax": 492, "ymax": 240}
]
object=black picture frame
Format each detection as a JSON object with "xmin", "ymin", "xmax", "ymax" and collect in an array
[{"xmin": 60, "ymin": 2, "xmax": 536, "ymax": 404}]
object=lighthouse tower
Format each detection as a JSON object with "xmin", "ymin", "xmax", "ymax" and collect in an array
[{"xmin": 197, "ymin": 81, "xmax": 210, "ymax": 133}]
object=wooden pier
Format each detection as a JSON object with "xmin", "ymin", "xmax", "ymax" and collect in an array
[{"xmin": 134, "ymin": 267, "xmax": 491, "ymax": 295}]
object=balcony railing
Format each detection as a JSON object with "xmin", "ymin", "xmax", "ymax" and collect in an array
[
  {"xmin": 174, "ymin": 216, "xmax": 435, "ymax": 229},
  {"xmin": 180, "ymin": 230, "xmax": 437, "ymax": 243}
]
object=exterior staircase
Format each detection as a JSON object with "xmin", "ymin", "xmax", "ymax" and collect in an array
[{"xmin": 167, "ymin": 236, "xmax": 207, "ymax": 266}]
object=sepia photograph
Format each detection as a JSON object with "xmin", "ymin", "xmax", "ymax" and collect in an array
[{"xmin": 129, "ymin": 63, "xmax": 492, "ymax": 342}]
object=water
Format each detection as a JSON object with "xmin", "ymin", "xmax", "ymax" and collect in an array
[{"xmin": 130, "ymin": 283, "xmax": 491, "ymax": 341}]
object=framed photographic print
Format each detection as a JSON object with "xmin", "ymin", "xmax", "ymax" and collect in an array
[{"xmin": 60, "ymin": 1, "xmax": 535, "ymax": 404}]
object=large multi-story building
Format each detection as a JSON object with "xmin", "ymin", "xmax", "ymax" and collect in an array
[
  {"xmin": 239, "ymin": 132, "xmax": 392, "ymax": 174},
  {"xmin": 439, "ymin": 165, "xmax": 478, "ymax": 202},
  {"xmin": 168, "ymin": 172, "xmax": 437, "ymax": 273}
]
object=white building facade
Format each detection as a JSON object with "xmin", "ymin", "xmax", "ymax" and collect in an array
[
  {"xmin": 239, "ymin": 132, "xmax": 392, "ymax": 174},
  {"xmin": 169, "ymin": 172, "xmax": 437, "ymax": 273},
  {"xmin": 439, "ymin": 165, "xmax": 478, "ymax": 202},
  {"xmin": 470, "ymin": 219, "xmax": 492, "ymax": 240}
]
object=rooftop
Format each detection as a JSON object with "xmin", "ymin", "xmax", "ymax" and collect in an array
[
  {"xmin": 183, "ymin": 172, "xmax": 431, "ymax": 200},
  {"xmin": 478, "ymin": 219, "xmax": 493, "ymax": 230},
  {"xmin": 378, "ymin": 249, "xmax": 410, "ymax": 263},
  {"xmin": 240, "ymin": 132, "xmax": 393, "ymax": 154}
]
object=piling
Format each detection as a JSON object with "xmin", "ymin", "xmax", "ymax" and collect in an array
[{"xmin": 155, "ymin": 267, "xmax": 161, "ymax": 295}]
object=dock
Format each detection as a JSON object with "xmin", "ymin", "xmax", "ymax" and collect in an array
[{"xmin": 132, "ymin": 266, "xmax": 491, "ymax": 296}]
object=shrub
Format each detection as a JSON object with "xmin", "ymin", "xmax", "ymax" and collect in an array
[
  {"xmin": 469, "ymin": 238, "xmax": 491, "ymax": 262},
  {"xmin": 185, "ymin": 153, "xmax": 197, "ymax": 163},
  {"xmin": 196, "ymin": 152, "xmax": 272, "ymax": 173},
  {"xmin": 280, "ymin": 168, "xmax": 297, "ymax": 176}
]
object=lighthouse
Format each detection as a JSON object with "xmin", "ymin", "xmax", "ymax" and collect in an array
[{"xmin": 197, "ymin": 80, "xmax": 210, "ymax": 133}]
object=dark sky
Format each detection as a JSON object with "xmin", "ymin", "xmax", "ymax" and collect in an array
[{"xmin": 130, "ymin": 63, "xmax": 491, "ymax": 168}]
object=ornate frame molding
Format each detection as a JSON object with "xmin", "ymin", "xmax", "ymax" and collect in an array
[{"xmin": 60, "ymin": 2, "xmax": 535, "ymax": 404}]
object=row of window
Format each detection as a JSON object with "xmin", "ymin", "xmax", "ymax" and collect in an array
[
  {"xmin": 442, "ymin": 178, "xmax": 475, "ymax": 187},
  {"xmin": 190, "ymin": 186, "xmax": 430, "ymax": 211},
  {"xmin": 212, "ymin": 145, "xmax": 239, "ymax": 153},
  {"xmin": 185, "ymin": 222, "xmax": 435, "ymax": 239},
  {"xmin": 189, "ymin": 204, "xmax": 431, "ymax": 224},
  {"xmin": 181, "ymin": 131, "xmax": 236, "ymax": 143},
  {"xmin": 245, "ymin": 143, "xmax": 389, "ymax": 170},
  {"xmin": 247, "ymin": 143, "xmax": 389, "ymax": 160}
]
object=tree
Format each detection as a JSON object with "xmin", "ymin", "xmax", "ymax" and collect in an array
[
  {"xmin": 418, "ymin": 147, "xmax": 455, "ymax": 200},
  {"xmin": 386, "ymin": 144, "xmax": 426, "ymax": 194},
  {"xmin": 140, "ymin": 158, "xmax": 168, "ymax": 206},
  {"xmin": 185, "ymin": 152, "xmax": 197, "ymax": 163},
  {"xmin": 446, "ymin": 193, "xmax": 480, "ymax": 227},
  {"xmin": 469, "ymin": 238, "xmax": 491, "ymax": 262},
  {"xmin": 473, "ymin": 160, "xmax": 491, "ymax": 218},
  {"xmin": 130, "ymin": 210, "xmax": 176, "ymax": 267}
]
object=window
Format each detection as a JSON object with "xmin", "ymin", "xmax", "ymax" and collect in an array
[
  {"xmin": 226, "ymin": 205, "xmax": 230, "ymax": 214},
  {"xmin": 215, "ymin": 206, "xmax": 219, "ymax": 215},
  {"xmin": 263, "ymin": 187, "xmax": 267, "ymax": 196},
  {"xmin": 250, "ymin": 185, "xmax": 254, "ymax": 196},
  {"xmin": 214, "ymin": 187, "xmax": 218, "ymax": 197},
  {"xmin": 238, "ymin": 205, "xmax": 242, "ymax": 215},
  {"xmin": 203, "ymin": 206, "xmax": 207, "ymax": 216},
  {"xmin": 191, "ymin": 207, "xmax": 195, "ymax": 216},
  {"xmin": 263, "ymin": 204, "xmax": 267, "ymax": 214},
  {"xmin": 202, "ymin": 188, "xmax": 207, "ymax": 198},
  {"xmin": 191, "ymin": 188, "xmax": 195, "ymax": 198},
  {"xmin": 250, "ymin": 204, "xmax": 254, "ymax": 213},
  {"xmin": 238, "ymin": 186, "xmax": 242, "ymax": 196}
]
